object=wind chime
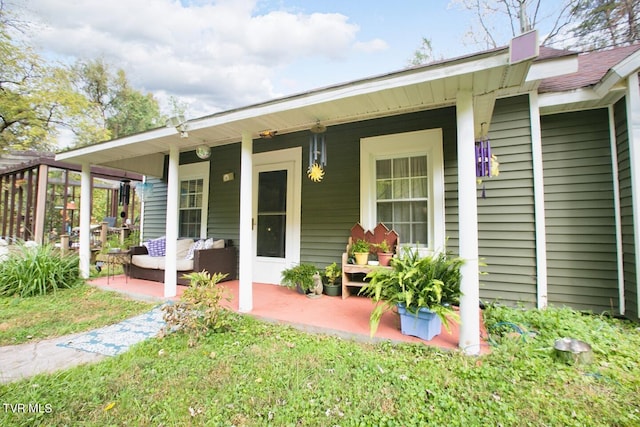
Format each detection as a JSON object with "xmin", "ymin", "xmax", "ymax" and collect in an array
[
  {"xmin": 135, "ymin": 181, "xmax": 154, "ymax": 202},
  {"xmin": 475, "ymin": 126, "xmax": 499, "ymax": 198},
  {"xmin": 119, "ymin": 180, "xmax": 131, "ymax": 206},
  {"xmin": 307, "ymin": 121, "xmax": 327, "ymax": 182}
]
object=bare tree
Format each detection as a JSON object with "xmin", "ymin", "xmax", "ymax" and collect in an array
[
  {"xmin": 449, "ymin": 0, "xmax": 575, "ymax": 49},
  {"xmin": 449, "ymin": 0, "xmax": 639, "ymax": 52}
]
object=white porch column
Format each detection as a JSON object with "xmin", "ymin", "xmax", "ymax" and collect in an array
[
  {"xmin": 456, "ymin": 91, "xmax": 481, "ymax": 355},
  {"xmin": 79, "ymin": 162, "xmax": 92, "ymax": 279},
  {"xmin": 625, "ymin": 72, "xmax": 640, "ymax": 315},
  {"xmin": 33, "ymin": 164, "xmax": 49, "ymax": 244},
  {"xmin": 164, "ymin": 144, "xmax": 179, "ymax": 298},
  {"xmin": 529, "ymin": 92, "xmax": 548, "ymax": 309},
  {"xmin": 238, "ymin": 131, "xmax": 253, "ymax": 312}
]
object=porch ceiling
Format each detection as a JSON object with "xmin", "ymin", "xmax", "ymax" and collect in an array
[{"xmin": 57, "ymin": 47, "xmax": 536, "ymax": 177}]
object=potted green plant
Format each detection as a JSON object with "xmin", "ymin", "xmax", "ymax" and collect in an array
[
  {"xmin": 280, "ymin": 263, "xmax": 318, "ymax": 294},
  {"xmin": 323, "ymin": 262, "xmax": 342, "ymax": 296},
  {"xmin": 351, "ymin": 239, "xmax": 370, "ymax": 265},
  {"xmin": 374, "ymin": 240, "xmax": 393, "ymax": 266},
  {"xmin": 359, "ymin": 247, "xmax": 464, "ymax": 340}
]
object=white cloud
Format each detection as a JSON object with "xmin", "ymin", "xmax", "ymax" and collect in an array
[
  {"xmin": 353, "ymin": 38, "xmax": 388, "ymax": 53},
  {"xmin": 19, "ymin": 0, "xmax": 363, "ymax": 118}
]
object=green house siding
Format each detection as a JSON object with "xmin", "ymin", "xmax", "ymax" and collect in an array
[
  {"xmin": 615, "ymin": 99, "xmax": 638, "ymax": 320},
  {"xmin": 541, "ymin": 109, "xmax": 619, "ymax": 313},
  {"xmin": 207, "ymin": 144, "xmax": 241, "ymax": 244},
  {"xmin": 255, "ymin": 108, "xmax": 459, "ymax": 268},
  {"xmin": 140, "ymin": 177, "xmax": 167, "ymax": 241},
  {"xmin": 476, "ymin": 95, "xmax": 537, "ymax": 306}
]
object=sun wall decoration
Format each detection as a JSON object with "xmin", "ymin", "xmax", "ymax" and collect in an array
[
  {"xmin": 307, "ymin": 121, "xmax": 327, "ymax": 182},
  {"xmin": 307, "ymin": 163, "xmax": 325, "ymax": 182}
]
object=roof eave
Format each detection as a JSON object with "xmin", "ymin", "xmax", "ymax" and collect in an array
[{"xmin": 594, "ymin": 49, "xmax": 640, "ymax": 97}]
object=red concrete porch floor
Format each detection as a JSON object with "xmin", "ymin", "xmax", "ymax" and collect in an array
[{"xmin": 90, "ymin": 275, "xmax": 489, "ymax": 354}]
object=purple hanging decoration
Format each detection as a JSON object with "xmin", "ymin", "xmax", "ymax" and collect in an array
[{"xmin": 475, "ymin": 138, "xmax": 491, "ymax": 198}]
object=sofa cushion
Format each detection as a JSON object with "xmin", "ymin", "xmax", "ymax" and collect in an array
[
  {"xmin": 176, "ymin": 258, "xmax": 195, "ymax": 271},
  {"xmin": 131, "ymin": 254, "xmax": 163, "ymax": 270},
  {"xmin": 204, "ymin": 238, "xmax": 225, "ymax": 250},
  {"xmin": 146, "ymin": 237, "xmax": 166, "ymax": 257},
  {"xmin": 132, "ymin": 255, "xmax": 195, "ymax": 272},
  {"xmin": 176, "ymin": 238, "xmax": 195, "ymax": 259}
]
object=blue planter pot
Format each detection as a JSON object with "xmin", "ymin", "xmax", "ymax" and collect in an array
[{"xmin": 397, "ymin": 303, "xmax": 442, "ymax": 341}]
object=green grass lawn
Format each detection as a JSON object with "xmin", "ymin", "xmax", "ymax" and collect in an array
[
  {"xmin": 0, "ymin": 284, "xmax": 155, "ymax": 345},
  {"xmin": 1, "ymin": 297, "xmax": 639, "ymax": 426}
]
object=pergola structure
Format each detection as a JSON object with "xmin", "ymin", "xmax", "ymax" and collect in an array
[{"xmin": 0, "ymin": 151, "xmax": 142, "ymax": 244}]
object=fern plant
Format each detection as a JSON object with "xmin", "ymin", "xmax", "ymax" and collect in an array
[{"xmin": 359, "ymin": 247, "xmax": 464, "ymax": 336}]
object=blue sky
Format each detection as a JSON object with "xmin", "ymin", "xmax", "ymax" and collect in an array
[
  {"xmin": 269, "ymin": 1, "xmax": 474, "ymax": 93},
  {"xmin": 17, "ymin": 0, "xmax": 555, "ymax": 120}
]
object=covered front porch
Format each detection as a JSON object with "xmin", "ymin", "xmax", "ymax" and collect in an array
[{"xmin": 90, "ymin": 274, "xmax": 489, "ymax": 353}]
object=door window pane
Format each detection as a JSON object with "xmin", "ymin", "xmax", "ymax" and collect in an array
[{"xmin": 257, "ymin": 170, "xmax": 287, "ymax": 258}]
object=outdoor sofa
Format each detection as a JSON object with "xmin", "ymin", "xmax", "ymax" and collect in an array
[{"xmin": 129, "ymin": 237, "xmax": 237, "ymax": 285}]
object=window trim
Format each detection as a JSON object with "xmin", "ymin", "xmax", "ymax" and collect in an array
[
  {"xmin": 179, "ymin": 162, "xmax": 210, "ymax": 238},
  {"xmin": 360, "ymin": 128, "xmax": 445, "ymax": 251}
]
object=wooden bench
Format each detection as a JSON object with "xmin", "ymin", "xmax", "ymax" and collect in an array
[{"xmin": 341, "ymin": 223, "xmax": 399, "ymax": 299}]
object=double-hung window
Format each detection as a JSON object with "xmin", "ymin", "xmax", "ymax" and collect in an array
[
  {"xmin": 375, "ymin": 155, "xmax": 429, "ymax": 245},
  {"xmin": 360, "ymin": 129, "xmax": 444, "ymax": 251},
  {"xmin": 178, "ymin": 162, "xmax": 209, "ymax": 239}
]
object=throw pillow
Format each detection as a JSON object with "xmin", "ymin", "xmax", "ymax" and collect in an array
[
  {"xmin": 147, "ymin": 237, "xmax": 167, "ymax": 257},
  {"xmin": 185, "ymin": 239, "xmax": 205, "ymax": 260}
]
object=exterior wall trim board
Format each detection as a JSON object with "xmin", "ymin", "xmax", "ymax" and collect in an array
[{"xmin": 608, "ymin": 105, "xmax": 626, "ymax": 314}]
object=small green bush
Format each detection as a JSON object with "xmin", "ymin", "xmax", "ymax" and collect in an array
[
  {"xmin": 0, "ymin": 243, "xmax": 84, "ymax": 297},
  {"xmin": 161, "ymin": 271, "xmax": 234, "ymax": 346}
]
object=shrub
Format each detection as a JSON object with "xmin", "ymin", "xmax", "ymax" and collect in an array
[
  {"xmin": 0, "ymin": 243, "xmax": 84, "ymax": 297},
  {"xmin": 161, "ymin": 271, "xmax": 234, "ymax": 346}
]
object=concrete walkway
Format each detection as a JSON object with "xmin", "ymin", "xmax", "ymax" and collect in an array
[{"xmin": 0, "ymin": 333, "xmax": 107, "ymax": 384}]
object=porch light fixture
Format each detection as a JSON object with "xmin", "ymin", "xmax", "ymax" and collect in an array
[
  {"xmin": 196, "ymin": 144, "xmax": 211, "ymax": 160},
  {"xmin": 307, "ymin": 121, "xmax": 327, "ymax": 182},
  {"xmin": 259, "ymin": 130, "xmax": 278, "ymax": 139},
  {"xmin": 166, "ymin": 114, "xmax": 189, "ymax": 138}
]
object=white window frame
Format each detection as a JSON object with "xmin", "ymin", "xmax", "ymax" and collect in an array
[
  {"xmin": 179, "ymin": 162, "xmax": 210, "ymax": 238},
  {"xmin": 360, "ymin": 128, "xmax": 445, "ymax": 252}
]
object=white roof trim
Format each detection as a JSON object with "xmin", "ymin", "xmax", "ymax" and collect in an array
[
  {"xmin": 526, "ymin": 56, "xmax": 578, "ymax": 82},
  {"xmin": 595, "ymin": 49, "xmax": 640, "ymax": 97},
  {"xmin": 188, "ymin": 52, "xmax": 511, "ymax": 132},
  {"xmin": 538, "ymin": 88, "xmax": 600, "ymax": 108},
  {"xmin": 56, "ymin": 127, "xmax": 177, "ymax": 160}
]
